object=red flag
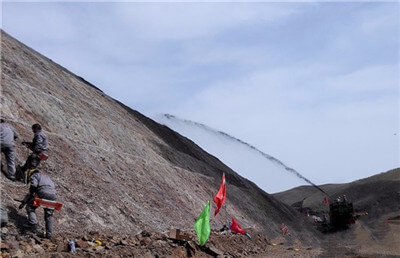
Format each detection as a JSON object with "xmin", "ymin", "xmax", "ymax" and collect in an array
[
  {"xmin": 213, "ymin": 173, "xmax": 226, "ymax": 216},
  {"xmin": 229, "ymin": 217, "xmax": 246, "ymax": 235},
  {"xmin": 324, "ymin": 196, "xmax": 329, "ymax": 205}
]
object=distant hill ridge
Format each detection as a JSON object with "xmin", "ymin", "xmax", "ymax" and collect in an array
[{"xmin": 274, "ymin": 168, "xmax": 400, "ymax": 223}]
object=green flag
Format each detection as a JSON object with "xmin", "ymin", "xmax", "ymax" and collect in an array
[{"xmin": 194, "ymin": 200, "xmax": 210, "ymax": 245}]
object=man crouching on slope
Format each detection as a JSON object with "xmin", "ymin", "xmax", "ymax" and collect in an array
[
  {"xmin": 18, "ymin": 123, "xmax": 48, "ymax": 182},
  {"xmin": 19, "ymin": 169, "xmax": 57, "ymax": 239}
]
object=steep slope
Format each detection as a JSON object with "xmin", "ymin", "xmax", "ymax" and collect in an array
[{"xmin": 0, "ymin": 30, "xmax": 318, "ymax": 242}]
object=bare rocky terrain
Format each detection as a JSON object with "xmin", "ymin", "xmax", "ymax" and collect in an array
[
  {"xmin": 274, "ymin": 168, "xmax": 400, "ymax": 257},
  {"xmin": 0, "ymin": 30, "xmax": 322, "ymax": 256},
  {"xmin": 274, "ymin": 168, "xmax": 400, "ymax": 222},
  {"xmin": 1, "ymin": 30, "xmax": 398, "ymax": 257}
]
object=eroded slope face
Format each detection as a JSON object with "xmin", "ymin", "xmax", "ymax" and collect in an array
[{"xmin": 1, "ymin": 31, "xmax": 317, "ymax": 242}]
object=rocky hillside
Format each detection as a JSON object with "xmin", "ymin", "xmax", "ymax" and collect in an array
[
  {"xmin": 0, "ymin": 30, "xmax": 318, "ymax": 243},
  {"xmin": 274, "ymin": 168, "xmax": 400, "ymax": 243},
  {"xmin": 273, "ymin": 168, "xmax": 399, "ymax": 218}
]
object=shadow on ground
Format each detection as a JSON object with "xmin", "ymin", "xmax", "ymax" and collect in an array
[{"xmin": 7, "ymin": 205, "xmax": 28, "ymax": 234}]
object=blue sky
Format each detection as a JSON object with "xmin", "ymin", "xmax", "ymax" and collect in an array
[{"xmin": 2, "ymin": 1, "xmax": 399, "ymax": 189}]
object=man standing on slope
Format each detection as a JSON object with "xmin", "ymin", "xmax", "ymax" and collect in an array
[
  {"xmin": 19, "ymin": 169, "xmax": 57, "ymax": 239},
  {"xmin": 0, "ymin": 118, "xmax": 19, "ymax": 181},
  {"xmin": 18, "ymin": 123, "xmax": 48, "ymax": 181}
]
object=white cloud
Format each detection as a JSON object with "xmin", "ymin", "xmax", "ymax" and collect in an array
[
  {"xmin": 323, "ymin": 65, "xmax": 398, "ymax": 94},
  {"xmin": 359, "ymin": 4, "xmax": 399, "ymax": 35},
  {"xmin": 165, "ymin": 61, "xmax": 398, "ymax": 184},
  {"xmin": 114, "ymin": 3, "xmax": 298, "ymax": 40},
  {"xmin": 2, "ymin": 3, "xmax": 78, "ymax": 43}
]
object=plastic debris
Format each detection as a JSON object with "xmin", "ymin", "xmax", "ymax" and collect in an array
[
  {"xmin": 94, "ymin": 240, "xmax": 102, "ymax": 247},
  {"xmin": 69, "ymin": 239, "xmax": 76, "ymax": 253}
]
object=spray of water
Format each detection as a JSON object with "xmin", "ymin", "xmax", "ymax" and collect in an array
[{"xmin": 161, "ymin": 114, "xmax": 329, "ymax": 196}]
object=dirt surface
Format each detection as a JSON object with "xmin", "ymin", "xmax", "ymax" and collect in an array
[
  {"xmin": 2, "ymin": 219, "xmax": 399, "ymax": 257},
  {"xmin": 1, "ymin": 222, "xmax": 323, "ymax": 258}
]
